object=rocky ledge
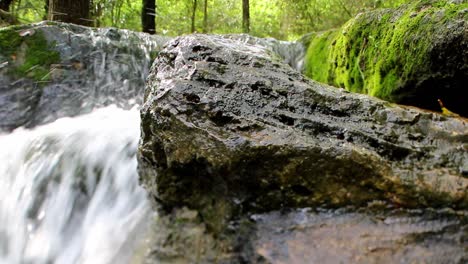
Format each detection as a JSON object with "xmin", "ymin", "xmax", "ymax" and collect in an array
[
  {"xmin": 138, "ymin": 34, "xmax": 467, "ymax": 262},
  {"xmin": 0, "ymin": 22, "xmax": 170, "ymax": 131}
]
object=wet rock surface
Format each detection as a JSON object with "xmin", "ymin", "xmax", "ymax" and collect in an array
[
  {"xmin": 0, "ymin": 22, "xmax": 170, "ymax": 131},
  {"xmin": 254, "ymin": 207, "xmax": 467, "ymax": 263},
  {"xmin": 139, "ymin": 34, "xmax": 468, "ymax": 262},
  {"xmin": 0, "ymin": 23, "xmax": 304, "ymax": 132}
]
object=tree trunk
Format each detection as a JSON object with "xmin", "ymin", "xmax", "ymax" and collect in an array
[
  {"xmin": 191, "ymin": 0, "xmax": 197, "ymax": 33},
  {"xmin": 142, "ymin": 0, "xmax": 156, "ymax": 34},
  {"xmin": 0, "ymin": 0, "xmax": 13, "ymax": 11},
  {"xmin": 93, "ymin": 1, "xmax": 104, "ymax": 27},
  {"xmin": 202, "ymin": 0, "xmax": 207, "ymax": 33},
  {"xmin": 242, "ymin": 0, "xmax": 249, "ymax": 33},
  {"xmin": 43, "ymin": 0, "xmax": 48, "ymax": 20},
  {"xmin": 48, "ymin": 0, "xmax": 91, "ymax": 26}
]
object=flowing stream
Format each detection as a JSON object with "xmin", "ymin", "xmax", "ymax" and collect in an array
[
  {"xmin": 2, "ymin": 28, "xmax": 465, "ymax": 263},
  {"xmin": 0, "ymin": 106, "xmax": 148, "ymax": 264},
  {"xmin": 0, "ymin": 26, "xmax": 307, "ymax": 263}
]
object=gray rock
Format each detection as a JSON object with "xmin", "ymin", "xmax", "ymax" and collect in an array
[
  {"xmin": 0, "ymin": 22, "xmax": 171, "ymax": 131},
  {"xmin": 253, "ymin": 207, "xmax": 467, "ymax": 264},
  {"xmin": 139, "ymin": 34, "xmax": 468, "ymax": 262},
  {"xmin": 0, "ymin": 23, "xmax": 306, "ymax": 132}
]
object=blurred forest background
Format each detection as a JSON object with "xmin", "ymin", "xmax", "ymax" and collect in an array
[{"xmin": 1, "ymin": 0, "xmax": 409, "ymax": 40}]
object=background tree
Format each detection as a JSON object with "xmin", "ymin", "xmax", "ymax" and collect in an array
[
  {"xmin": 242, "ymin": 0, "xmax": 249, "ymax": 33},
  {"xmin": 0, "ymin": 0, "xmax": 14, "ymax": 11},
  {"xmin": 142, "ymin": 0, "xmax": 156, "ymax": 34},
  {"xmin": 5, "ymin": 0, "xmax": 410, "ymax": 40},
  {"xmin": 191, "ymin": 0, "xmax": 197, "ymax": 32},
  {"xmin": 43, "ymin": 0, "xmax": 48, "ymax": 20},
  {"xmin": 202, "ymin": 0, "xmax": 208, "ymax": 33},
  {"xmin": 0, "ymin": 0, "xmax": 16, "ymax": 25},
  {"xmin": 48, "ymin": 0, "xmax": 91, "ymax": 26}
]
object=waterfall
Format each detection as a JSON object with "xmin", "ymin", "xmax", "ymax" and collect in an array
[
  {"xmin": 0, "ymin": 23, "xmax": 309, "ymax": 263},
  {"xmin": 0, "ymin": 106, "xmax": 148, "ymax": 264}
]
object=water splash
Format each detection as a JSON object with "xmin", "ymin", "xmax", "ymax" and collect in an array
[{"xmin": 0, "ymin": 106, "xmax": 148, "ymax": 264}]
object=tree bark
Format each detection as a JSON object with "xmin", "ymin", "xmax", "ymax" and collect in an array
[
  {"xmin": 142, "ymin": 0, "xmax": 156, "ymax": 34},
  {"xmin": 242, "ymin": 0, "xmax": 249, "ymax": 33},
  {"xmin": 43, "ymin": 0, "xmax": 48, "ymax": 20},
  {"xmin": 0, "ymin": 0, "xmax": 13, "ymax": 11},
  {"xmin": 48, "ymin": 0, "xmax": 91, "ymax": 26},
  {"xmin": 191, "ymin": 0, "xmax": 197, "ymax": 33},
  {"xmin": 202, "ymin": 0, "xmax": 208, "ymax": 33}
]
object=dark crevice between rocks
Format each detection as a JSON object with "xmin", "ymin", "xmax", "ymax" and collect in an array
[
  {"xmin": 277, "ymin": 114, "xmax": 295, "ymax": 126},
  {"xmin": 183, "ymin": 93, "xmax": 200, "ymax": 103},
  {"xmin": 209, "ymin": 111, "xmax": 240, "ymax": 126}
]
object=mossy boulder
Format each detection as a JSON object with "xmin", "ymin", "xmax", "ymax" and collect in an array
[
  {"xmin": 0, "ymin": 25, "xmax": 60, "ymax": 81},
  {"xmin": 304, "ymin": 0, "xmax": 468, "ymax": 116}
]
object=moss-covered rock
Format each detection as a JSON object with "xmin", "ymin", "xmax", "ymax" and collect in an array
[
  {"xmin": 0, "ymin": 25, "xmax": 60, "ymax": 81},
  {"xmin": 304, "ymin": 0, "xmax": 468, "ymax": 116},
  {"xmin": 0, "ymin": 22, "xmax": 171, "ymax": 131}
]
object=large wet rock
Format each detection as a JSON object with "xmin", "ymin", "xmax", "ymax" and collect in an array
[
  {"xmin": 141, "ymin": 206, "xmax": 467, "ymax": 263},
  {"xmin": 139, "ymin": 34, "xmax": 467, "ymax": 262},
  {"xmin": 0, "ymin": 22, "xmax": 170, "ymax": 131},
  {"xmin": 304, "ymin": 0, "xmax": 468, "ymax": 116},
  {"xmin": 0, "ymin": 23, "xmax": 306, "ymax": 132}
]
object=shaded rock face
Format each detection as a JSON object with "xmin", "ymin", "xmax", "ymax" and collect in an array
[
  {"xmin": 139, "ymin": 34, "xmax": 467, "ymax": 261},
  {"xmin": 0, "ymin": 22, "xmax": 170, "ymax": 131},
  {"xmin": 304, "ymin": 0, "xmax": 468, "ymax": 116},
  {"xmin": 143, "ymin": 206, "xmax": 468, "ymax": 263},
  {"xmin": 253, "ymin": 208, "xmax": 467, "ymax": 263}
]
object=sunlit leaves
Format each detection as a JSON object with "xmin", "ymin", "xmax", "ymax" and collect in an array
[{"xmin": 9, "ymin": 0, "xmax": 409, "ymax": 40}]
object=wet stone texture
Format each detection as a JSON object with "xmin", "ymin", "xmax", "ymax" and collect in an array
[
  {"xmin": 0, "ymin": 22, "xmax": 171, "ymax": 131},
  {"xmin": 253, "ymin": 208, "xmax": 467, "ymax": 264},
  {"xmin": 0, "ymin": 23, "xmax": 303, "ymax": 132},
  {"xmin": 138, "ymin": 34, "xmax": 468, "ymax": 262}
]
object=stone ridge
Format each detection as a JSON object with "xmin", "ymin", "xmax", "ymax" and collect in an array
[{"xmin": 0, "ymin": 21, "xmax": 170, "ymax": 131}]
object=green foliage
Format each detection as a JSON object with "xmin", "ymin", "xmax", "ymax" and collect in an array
[
  {"xmin": 278, "ymin": 0, "xmax": 410, "ymax": 40},
  {"xmin": 304, "ymin": 30, "xmax": 337, "ymax": 84},
  {"xmin": 0, "ymin": 26, "xmax": 60, "ymax": 81},
  {"xmin": 304, "ymin": 0, "xmax": 468, "ymax": 102},
  {"xmin": 5, "ymin": 0, "xmax": 411, "ymax": 40},
  {"xmin": 93, "ymin": 0, "xmax": 142, "ymax": 30},
  {"xmin": 10, "ymin": 0, "xmax": 45, "ymax": 23}
]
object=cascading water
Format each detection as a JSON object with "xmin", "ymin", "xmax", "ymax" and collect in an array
[
  {"xmin": 0, "ymin": 106, "xmax": 148, "ymax": 264},
  {"xmin": 0, "ymin": 23, "xmax": 310, "ymax": 263},
  {"xmin": 225, "ymin": 34, "xmax": 306, "ymax": 71}
]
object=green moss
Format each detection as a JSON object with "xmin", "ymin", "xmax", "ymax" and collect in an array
[
  {"xmin": 0, "ymin": 26, "xmax": 60, "ymax": 82},
  {"xmin": 150, "ymin": 50, "xmax": 159, "ymax": 61},
  {"xmin": 304, "ymin": 30, "xmax": 337, "ymax": 85},
  {"xmin": 304, "ymin": 0, "xmax": 468, "ymax": 103},
  {"xmin": 0, "ymin": 26, "xmax": 23, "ymax": 57}
]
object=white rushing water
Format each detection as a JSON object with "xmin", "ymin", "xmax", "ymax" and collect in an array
[{"xmin": 0, "ymin": 106, "xmax": 149, "ymax": 264}]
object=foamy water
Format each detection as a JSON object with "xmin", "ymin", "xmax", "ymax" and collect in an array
[{"xmin": 0, "ymin": 105, "xmax": 149, "ymax": 264}]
